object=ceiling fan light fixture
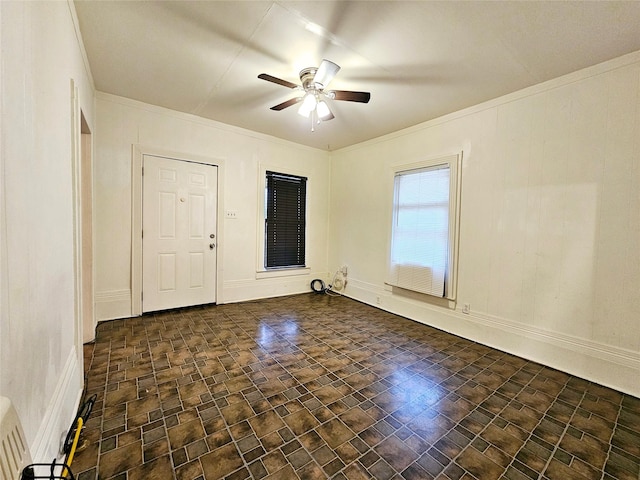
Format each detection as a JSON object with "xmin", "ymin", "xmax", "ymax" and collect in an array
[
  {"xmin": 316, "ymin": 100, "xmax": 333, "ymax": 121},
  {"xmin": 298, "ymin": 92, "xmax": 317, "ymax": 117}
]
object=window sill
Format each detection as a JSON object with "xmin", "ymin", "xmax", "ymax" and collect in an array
[{"xmin": 256, "ymin": 267, "xmax": 310, "ymax": 280}]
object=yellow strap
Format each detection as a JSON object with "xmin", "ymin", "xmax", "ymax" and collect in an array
[{"xmin": 62, "ymin": 416, "xmax": 83, "ymax": 478}]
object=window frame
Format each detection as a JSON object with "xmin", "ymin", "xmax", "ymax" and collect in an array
[
  {"xmin": 256, "ymin": 164, "xmax": 310, "ymax": 278},
  {"xmin": 386, "ymin": 152, "xmax": 462, "ymax": 301}
]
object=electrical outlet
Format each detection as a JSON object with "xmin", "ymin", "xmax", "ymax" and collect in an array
[
  {"xmin": 376, "ymin": 296, "xmax": 381, "ymax": 304},
  {"xmin": 462, "ymin": 303, "xmax": 470, "ymax": 314},
  {"xmin": 225, "ymin": 210, "xmax": 238, "ymax": 219},
  {"xmin": 341, "ymin": 264, "xmax": 348, "ymax": 275}
]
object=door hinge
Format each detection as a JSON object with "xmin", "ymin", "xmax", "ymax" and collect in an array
[{"xmin": 141, "ymin": 230, "xmax": 143, "ymax": 238}]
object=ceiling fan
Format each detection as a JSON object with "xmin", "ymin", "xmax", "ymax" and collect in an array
[{"xmin": 258, "ymin": 59, "xmax": 371, "ymax": 129}]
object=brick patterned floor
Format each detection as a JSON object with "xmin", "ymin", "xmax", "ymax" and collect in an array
[{"xmin": 73, "ymin": 294, "xmax": 640, "ymax": 479}]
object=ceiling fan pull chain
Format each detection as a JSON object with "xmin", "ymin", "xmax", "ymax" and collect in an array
[{"xmin": 315, "ymin": 93, "xmax": 321, "ymax": 126}]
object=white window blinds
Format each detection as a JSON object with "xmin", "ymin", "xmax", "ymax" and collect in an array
[{"xmin": 389, "ymin": 164, "xmax": 451, "ymax": 297}]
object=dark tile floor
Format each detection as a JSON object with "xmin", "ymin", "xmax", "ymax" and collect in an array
[{"xmin": 73, "ymin": 294, "xmax": 640, "ymax": 480}]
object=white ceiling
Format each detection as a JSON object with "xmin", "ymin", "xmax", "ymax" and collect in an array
[{"xmin": 74, "ymin": 1, "xmax": 640, "ymax": 151}]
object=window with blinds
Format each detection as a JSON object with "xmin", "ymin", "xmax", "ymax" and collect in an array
[
  {"xmin": 265, "ymin": 171, "xmax": 307, "ymax": 269},
  {"xmin": 388, "ymin": 154, "xmax": 460, "ymax": 299}
]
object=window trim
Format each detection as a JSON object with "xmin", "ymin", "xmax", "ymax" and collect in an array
[
  {"xmin": 256, "ymin": 164, "xmax": 310, "ymax": 278},
  {"xmin": 386, "ymin": 152, "xmax": 462, "ymax": 301}
]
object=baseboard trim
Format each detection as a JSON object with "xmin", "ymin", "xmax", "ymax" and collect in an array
[
  {"xmin": 343, "ymin": 279, "xmax": 640, "ymax": 398},
  {"xmin": 222, "ymin": 275, "xmax": 323, "ymax": 304},
  {"xmin": 463, "ymin": 309, "xmax": 640, "ymax": 371},
  {"xmin": 95, "ymin": 277, "xmax": 326, "ymax": 317},
  {"xmin": 95, "ymin": 289, "xmax": 132, "ymax": 321},
  {"xmin": 31, "ymin": 349, "xmax": 83, "ymax": 462}
]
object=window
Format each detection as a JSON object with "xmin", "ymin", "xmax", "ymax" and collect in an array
[
  {"xmin": 265, "ymin": 171, "xmax": 307, "ymax": 269},
  {"xmin": 388, "ymin": 154, "xmax": 460, "ymax": 299}
]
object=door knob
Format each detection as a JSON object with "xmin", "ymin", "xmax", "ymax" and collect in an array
[{"xmin": 209, "ymin": 243, "xmax": 215, "ymax": 249}]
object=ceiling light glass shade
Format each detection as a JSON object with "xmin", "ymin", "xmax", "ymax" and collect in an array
[
  {"xmin": 316, "ymin": 100, "xmax": 333, "ymax": 121},
  {"xmin": 298, "ymin": 93, "xmax": 317, "ymax": 117}
]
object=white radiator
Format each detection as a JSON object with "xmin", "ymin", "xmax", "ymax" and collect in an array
[{"xmin": 0, "ymin": 396, "xmax": 31, "ymax": 480}]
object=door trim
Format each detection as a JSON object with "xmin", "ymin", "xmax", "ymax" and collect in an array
[{"xmin": 131, "ymin": 145, "xmax": 225, "ymax": 316}]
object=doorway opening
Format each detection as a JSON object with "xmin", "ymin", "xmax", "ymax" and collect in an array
[{"xmin": 80, "ymin": 111, "xmax": 95, "ymax": 342}]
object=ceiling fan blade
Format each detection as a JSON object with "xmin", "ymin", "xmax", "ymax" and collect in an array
[
  {"xmin": 313, "ymin": 59, "xmax": 340, "ymax": 88},
  {"xmin": 270, "ymin": 97, "xmax": 302, "ymax": 111},
  {"xmin": 330, "ymin": 90, "xmax": 371, "ymax": 103},
  {"xmin": 258, "ymin": 73, "xmax": 299, "ymax": 89}
]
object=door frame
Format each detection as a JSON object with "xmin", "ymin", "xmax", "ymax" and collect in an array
[
  {"xmin": 70, "ymin": 81, "xmax": 94, "ymax": 366},
  {"xmin": 131, "ymin": 145, "xmax": 225, "ymax": 316}
]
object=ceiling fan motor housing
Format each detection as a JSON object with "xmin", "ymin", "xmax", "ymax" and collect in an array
[{"xmin": 300, "ymin": 67, "xmax": 319, "ymax": 91}]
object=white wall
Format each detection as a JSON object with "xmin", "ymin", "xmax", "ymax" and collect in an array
[
  {"xmin": 94, "ymin": 94, "xmax": 331, "ymax": 320},
  {"xmin": 0, "ymin": 0, "xmax": 94, "ymax": 460},
  {"xmin": 329, "ymin": 52, "xmax": 640, "ymax": 397},
  {"xmin": 1, "ymin": 2, "xmax": 637, "ymax": 467}
]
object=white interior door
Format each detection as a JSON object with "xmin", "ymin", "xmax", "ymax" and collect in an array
[{"xmin": 142, "ymin": 155, "xmax": 218, "ymax": 312}]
